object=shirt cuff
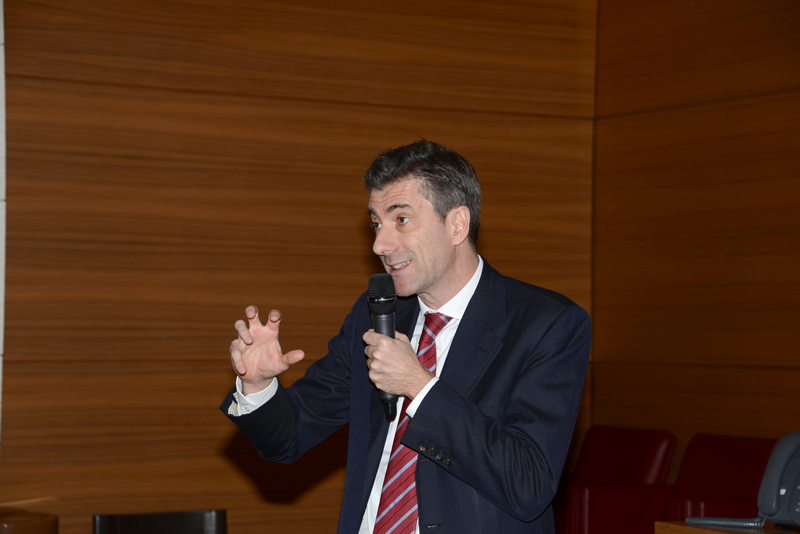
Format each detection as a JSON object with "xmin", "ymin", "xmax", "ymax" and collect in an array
[
  {"xmin": 231, "ymin": 377, "xmax": 279, "ymax": 416},
  {"xmin": 405, "ymin": 376, "xmax": 438, "ymax": 418}
]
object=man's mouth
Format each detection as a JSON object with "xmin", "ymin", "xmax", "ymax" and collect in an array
[{"xmin": 388, "ymin": 260, "xmax": 411, "ymax": 272}]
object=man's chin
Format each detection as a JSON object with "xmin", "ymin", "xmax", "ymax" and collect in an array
[{"xmin": 389, "ymin": 276, "xmax": 415, "ymax": 298}]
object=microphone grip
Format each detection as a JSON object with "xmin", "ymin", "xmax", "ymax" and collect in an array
[
  {"xmin": 371, "ymin": 312, "xmax": 398, "ymax": 422},
  {"xmin": 372, "ymin": 314, "xmax": 395, "ymax": 338}
]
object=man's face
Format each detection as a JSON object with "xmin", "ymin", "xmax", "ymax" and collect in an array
[{"xmin": 368, "ymin": 179, "xmax": 458, "ymax": 307}]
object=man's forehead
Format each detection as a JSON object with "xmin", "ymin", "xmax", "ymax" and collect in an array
[{"xmin": 368, "ymin": 179, "xmax": 425, "ymax": 212}]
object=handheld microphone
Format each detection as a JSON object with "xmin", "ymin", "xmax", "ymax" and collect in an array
[{"xmin": 368, "ymin": 273, "xmax": 398, "ymax": 422}]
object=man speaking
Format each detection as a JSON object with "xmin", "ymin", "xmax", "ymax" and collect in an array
[{"xmin": 221, "ymin": 140, "xmax": 591, "ymax": 534}]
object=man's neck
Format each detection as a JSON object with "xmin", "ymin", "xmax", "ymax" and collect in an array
[{"xmin": 418, "ymin": 252, "xmax": 481, "ymax": 310}]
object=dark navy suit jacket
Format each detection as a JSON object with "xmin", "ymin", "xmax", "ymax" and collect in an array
[{"xmin": 222, "ymin": 261, "xmax": 591, "ymax": 533}]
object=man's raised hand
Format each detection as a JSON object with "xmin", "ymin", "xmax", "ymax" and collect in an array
[{"xmin": 230, "ymin": 306, "xmax": 305, "ymax": 395}]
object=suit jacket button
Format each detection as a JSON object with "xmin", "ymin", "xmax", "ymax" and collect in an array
[
  {"xmin": 443, "ymin": 458, "xmax": 451, "ymax": 466},
  {"xmin": 419, "ymin": 443, "xmax": 427, "ymax": 452},
  {"xmin": 435, "ymin": 453, "xmax": 443, "ymax": 461},
  {"xmin": 427, "ymin": 447, "xmax": 435, "ymax": 456}
]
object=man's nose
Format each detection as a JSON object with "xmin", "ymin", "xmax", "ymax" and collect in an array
[{"xmin": 372, "ymin": 227, "xmax": 398, "ymax": 257}]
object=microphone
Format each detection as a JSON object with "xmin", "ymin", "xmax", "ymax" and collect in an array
[{"xmin": 368, "ymin": 273, "xmax": 398, "ymax": 422}]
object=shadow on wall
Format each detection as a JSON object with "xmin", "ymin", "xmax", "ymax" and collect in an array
[{"xmin": 222, "ymin": 425, "xmax": 349, "ymax": 504}]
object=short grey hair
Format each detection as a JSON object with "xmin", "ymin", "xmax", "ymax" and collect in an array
[{"xmin": 363, "ymin": 140, "xmax": 481, "ymax": 248}]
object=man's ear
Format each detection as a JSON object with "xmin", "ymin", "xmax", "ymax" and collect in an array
[{"xmin": 449, "ymin": 206, "xmax": 471, "ymax": 246}]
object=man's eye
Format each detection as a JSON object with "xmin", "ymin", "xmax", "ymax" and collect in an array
[
  {"xmin": 398, "ymin": 217, "xmax": 410, "ymax": 225},
  {"xmin": 371, "ymin": 221, "xmax": 382, "ymax": 230}
]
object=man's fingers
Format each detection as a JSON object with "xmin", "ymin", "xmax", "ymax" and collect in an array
[
  {"xmin": 231, "ymin": 305, "xmax": 297, "ymax": 379},
  {"xmin": 363, "ymin": 329, "xmax": 378, "ymax": 346},
  {"xmin": 235, "ymin": 305, "xmax": 265, "ymax": 345},
  {"xmin": 265, "ymin": 309, "xmax": 283, "ymax": 332},
  {"xmin": 246, "ymin": 305, "xmax": 263, "ymax": 330},
  {"xmin": 234, "ymin": 319, "xmax": 253, "ymax": 344},
  {"xmin": 230, "ymin": 340, "xmax": 247, "ymax": 375},
  {"xmin": 284, "ymin": 349, "xmax": 305, "ymax": 367}
]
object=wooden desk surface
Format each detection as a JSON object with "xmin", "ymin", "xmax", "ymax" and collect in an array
[{"xmin": 656, "ymin": 521, "xmax": 788, "ymax": 534}]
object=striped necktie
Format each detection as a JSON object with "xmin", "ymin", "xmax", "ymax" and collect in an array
[{"xmin": 374, "ymin": 312, "xmax": 451, "ymax": 534}]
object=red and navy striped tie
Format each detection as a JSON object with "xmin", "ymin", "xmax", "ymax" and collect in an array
[{"xmin": 374, "ymin": 312, "xmax": 451, "ymax": 534}]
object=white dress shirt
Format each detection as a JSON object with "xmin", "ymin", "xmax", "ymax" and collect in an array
[{"xmin": 232, "ymin": 258, "xmax": 484, "ymax": 534}]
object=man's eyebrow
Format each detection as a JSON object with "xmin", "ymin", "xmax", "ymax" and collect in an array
[
  {"xmin": 387, "ymin": 203, "xmax": 412, "ymax": 213},
  {"xmin": 368, "ymin": 203, "xmax": 413, "ymax": 217}
]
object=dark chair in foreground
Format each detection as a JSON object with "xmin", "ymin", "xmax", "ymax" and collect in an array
[
  {"xmin": 93, "ymin": 509, "xmax": 226, "ymax": 534},
  {"xmin": 556, "ymin": 425, "xmax": 677, "ymax": 534},
  {"xmin": 669, "ymin": 433, "xmax": 777, "ymax": 520}
]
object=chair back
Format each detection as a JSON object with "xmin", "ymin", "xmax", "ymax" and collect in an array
[
  {"xmin": 555, "ymin": 425, "xmax": 677, "ymax": 534},
  {"xmin": 671, "ymin": 434, "xmax": 776, "ymax": 520},
  {"xmin": 572, "ymin": 425, "xmax": 677, "ymax": 486}
]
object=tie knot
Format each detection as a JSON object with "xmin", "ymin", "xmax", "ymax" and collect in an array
[{"xmin": 424, "ymin": 312, "xmax": 451, "ymax": 337}]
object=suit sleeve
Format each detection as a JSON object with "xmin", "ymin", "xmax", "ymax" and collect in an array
[{"xmin": 401, "ymin": 304, "xmax": 591, "ymax": 522}]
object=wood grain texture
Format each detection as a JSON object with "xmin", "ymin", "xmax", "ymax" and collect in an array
[
  {"xmin": 594, "ymin": 90, "xmax": 800, "ymax": 367},
  {"xmin": 3, "ymin": 3, "xmax": 594, "ymax": 532},
  {"xmin": 597, "ymin": 0, "xmax": 800, "ymax": 117},
  {"xmin": 592, "ymin": 363, "xmax": 800, "ymax": 482},
  {"xmin": 0, "ymin": 360, "xmax": 348, "ymax": 533},
  {"xmin": 593, "ymin": 0, "xmax": 800, "ymax": 485},
  {"xmin": 3, "ymin": 73, "xmax": 592, "ymax": 533},
  {"xmin": 6, "ymin": 0, "xmax": 597, "ymax": 118},
  {"xmin": 6, "ymin": 75, "xmax": 592, "ymax": 365}
]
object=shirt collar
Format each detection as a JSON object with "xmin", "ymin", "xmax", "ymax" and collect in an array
[{"xmin": 418, "ymin": 256, "xmax": 484, "ymax": 320}]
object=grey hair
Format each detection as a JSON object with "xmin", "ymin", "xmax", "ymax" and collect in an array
[{"xmin": 363, "ymin": 140, "xmax": 481, "ymax": 248}]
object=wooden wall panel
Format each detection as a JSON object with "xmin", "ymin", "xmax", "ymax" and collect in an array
[
  {"xmin": 592, "ymin": 363, "xmax": 800, "ymax": 481},
  {"xmin": 2, "ymin": 72, "xmax": 592, "ymax": 534},
  {"xmin": 594, "ymin": 91, "xmax": 800, "ymax": 367},
  {"xmin": 597, "ymin": 0, "xmax": 800, "ymax": 116},
  {"xmin": 594, "ymin": 0, "xmax": 800, "ymax": 462},
  {"xmin": 0, "ymin": 359, "xmax": 348, "ymax": 533},
  {"xmin": 5, "ymin": 76, "xmax": 592, "ymax": 367},
  {"xmin": 3, "ymin": 2, "xmax": 596, "ymax": 532},
  {"xmin": 6, "ymin": 0, "xmax": 597, "ymax": 118}
]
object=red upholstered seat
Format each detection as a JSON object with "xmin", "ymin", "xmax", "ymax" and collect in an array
[
  {"xmin": 669, "ymin": 433, "xmax": 777, "ymax": 521},
  {"xmin": 555, "ymin": 425, "xmax": 677, "ymax": 534}
]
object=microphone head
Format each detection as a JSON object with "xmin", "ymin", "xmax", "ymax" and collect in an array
[{"xmin": 368, "ymin": 273, "xmax": 396, "ymax": 315}]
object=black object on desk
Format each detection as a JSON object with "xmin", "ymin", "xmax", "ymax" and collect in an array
[{"xmin": 93, "ymin": 509, "xmax": 226, "ymax": 534}]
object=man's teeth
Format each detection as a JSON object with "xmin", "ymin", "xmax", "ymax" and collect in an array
[{"xmin": 392, "ymin": 261, "xmax": 411, "ymax": 270}]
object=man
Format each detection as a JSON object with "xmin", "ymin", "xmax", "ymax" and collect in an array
[{"xmin": 222, "ymin": 140, "xmax": 591, "ymax": 534}]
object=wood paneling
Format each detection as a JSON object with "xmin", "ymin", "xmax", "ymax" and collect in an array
[
  {"xmin": 5, "ymin": 75, "xmax": 592, "ymax": 366},
  {"xmin": 597, "ymin": 0, "xmax": 800, "ymax": 117},
  {"xmin": 3, "ymin": 70, "xmax": 591, "ymax": 533},
  {"xmin": 6, "ymin": 0, "xmax": 597, "ymax": 118},
  {"xmin": 3, "ymin": 2, "xmax": 595, "ymax": 532},
  {"xmin": 0, "ymin": 359, "xmax": 348, "ymax": 533},
  {"xmin": 594, "ymin": 91, "xmax": 800, "ymax": 367},
  {"xmin": 593, "ymin": 0, "xmax": 800, "ymax": 470},
  {"xmin": 592, "ymin": 362, "xmax": 800, "ymax": 480}
]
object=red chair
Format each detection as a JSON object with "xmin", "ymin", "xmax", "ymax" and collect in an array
[
  {"xmin": 669, "ymin": 434, "xmax": 776, "ymax": 521},
  {"xmin": 555, "ymin": 425, "xmax": 677, "ymax": 534}
]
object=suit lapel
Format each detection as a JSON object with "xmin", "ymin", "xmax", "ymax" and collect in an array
[
  {"xmin": 395, "ymin": 296, "xmax": 419, "ymax": 339},
  {"xmin": 439, "ymin": 261, "xmax": 507, "ymax": 397}
]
